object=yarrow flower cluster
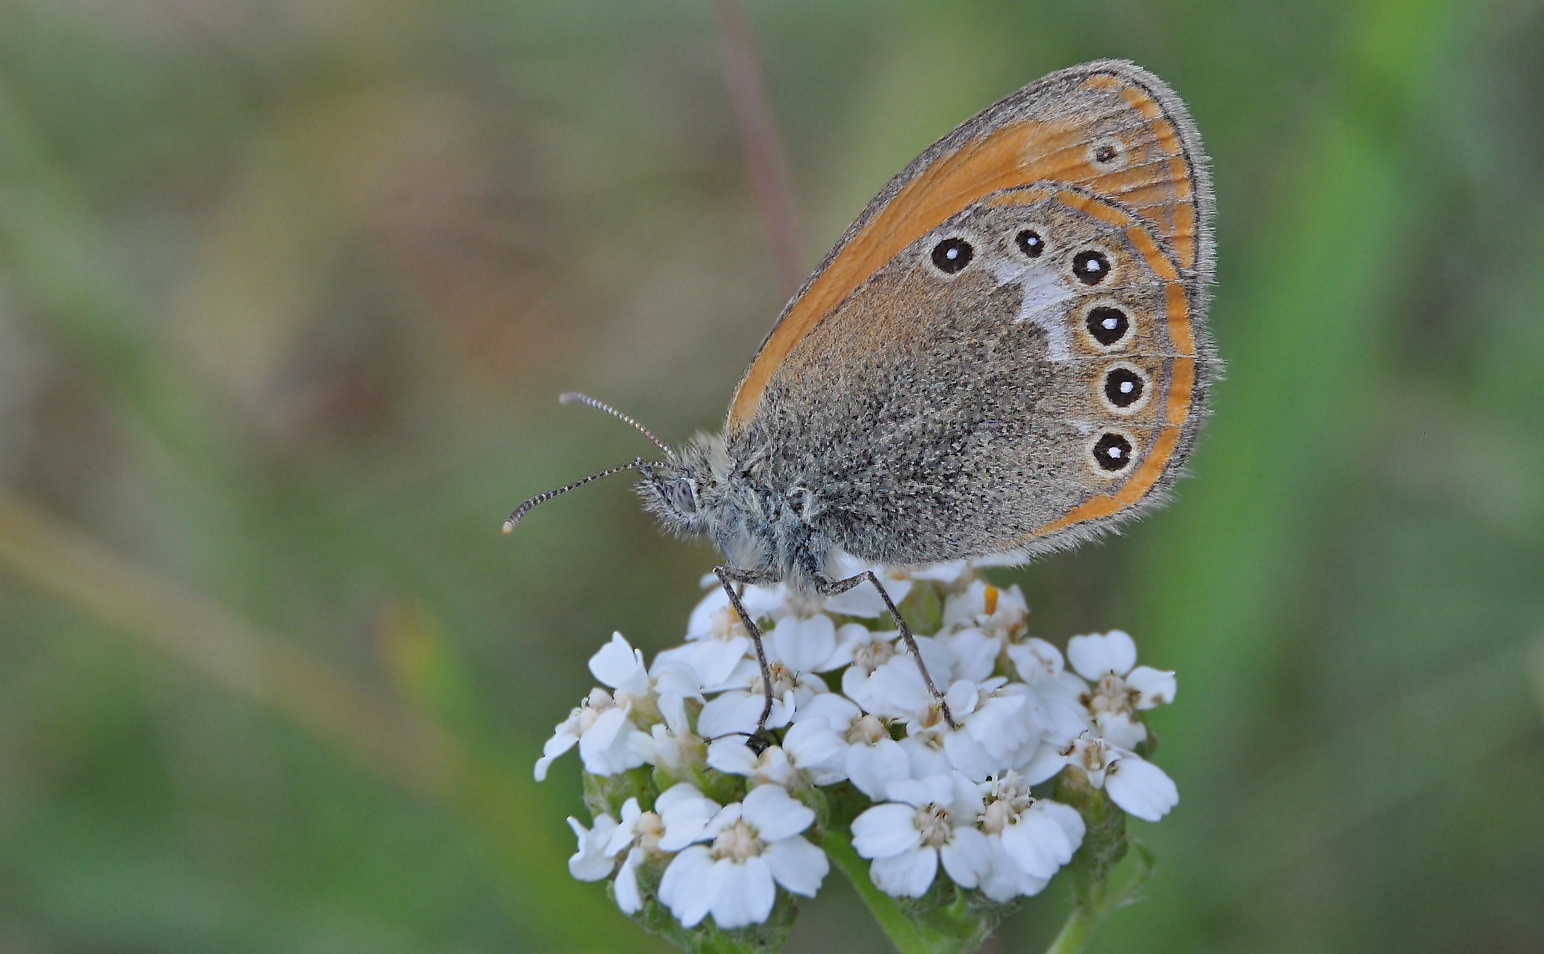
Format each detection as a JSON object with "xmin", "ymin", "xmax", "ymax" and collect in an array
[{"xmin": 538, "ymin": 557, "xmax": 1178, "ymax": 948}]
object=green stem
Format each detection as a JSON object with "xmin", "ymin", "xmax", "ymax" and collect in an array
[
  {"xmin": 822, "ymin": 829, "xmax": 934, "ymax": 954},
  {"xmin": 1042, "ymin": 905, "xmax": 1095, "ymax": 954}
]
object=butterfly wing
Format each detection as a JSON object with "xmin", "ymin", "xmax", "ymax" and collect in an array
[
  {"xmin": 728, "ymin": 59, "xmax": 1212, "ymax": 430},
  {"xmin": 723, "ymin": 62, "xmax": 1215, "ymax": 563}
]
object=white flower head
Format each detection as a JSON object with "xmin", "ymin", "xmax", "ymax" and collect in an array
[
  {"xmin": 600, "ymin": 797, "xmax": 666, "ymax": 914},
  {"xmin": 1067, "ymin": 630, "xmax": 1176, "ymax": 750},
  {"xmin": 549, "ymin": 560, "xmax": 1183, "ymax": 931},
  {"xmin": 657, "ymin": 785, "xmax": 828, "ymax": 929}
]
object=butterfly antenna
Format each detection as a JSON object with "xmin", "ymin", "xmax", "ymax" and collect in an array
[
  {"xmin": 502, "ymin": 458, "xmax": 652, "ymax": 533},
  {"xmin": 559, "ymin": 392, "xmax": 672, "ymax": 456}
]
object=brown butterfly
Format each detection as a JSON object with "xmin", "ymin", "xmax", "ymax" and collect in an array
[{"xmin": 508, "ymin": 60, "xmax": 1216, "ymax": 730}]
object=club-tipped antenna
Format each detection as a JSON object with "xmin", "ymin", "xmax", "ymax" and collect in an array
[
  {"xmin": 503, "ymin": 457, "xmax": 651, "ymax": 533},
  {"xmin": 559, "ymin": 392, "xmax": 672, "ymax": 456}
]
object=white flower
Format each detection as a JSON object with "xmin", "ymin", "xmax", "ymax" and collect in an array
[
  {"xmin": 600, "ymin": 798, "xmax": 664, "ymax": 914},
  {"xmin": 628, "ymin": 660, "xmax": 706, "ymax": 774},
  {"xmin": 838, "ymin": 628, "xmax": 903, "ymax": 704},
  {"xmin": 859, "ymin": 660, "xmax": 1044, "ymax": 782},
  {"xmin": 569, "ymin": 784, "xmax": 722, "ymax": 915},
  {"xmin": 567, "ymin": 813, "xmax": 621, "ymax": 881},
  {"xmin": 976, "ymin": 774, "xmax": 1085, "ymax": 901},
  {"xmin": 535, "ymin": 685, "xmax": 647, "ymax": 781},
  {"xmin": 657, "ymin": 786, "xmax": 828, "ymax": 929},
  {"xmin": 854, "ymin": 651, "xmax": 961, "ymax": 728},
  {"xmin": 940, "ymin": 680, "xmax": 1047, "ymax": 781},
  {"xmin": 646, "ymin": 657, "xmax": 706, "ymax": 734},
  {"xmin": 1062, "ymin": 736, "xmax": 1179, "ymax": 822},
  {"xmin": 793, "ymin": 693, "xmax": 912, "ymax": 799},
  {"xmin": 654, "ymin": 782, "xmax": 725, "ymax": 851},
  {"xmin": 1067, "ymin": 630, "xmax": 1176, "ymax": 750},
  {"xmin": 656, "ymin": 582, "xmax": 780, "ymax": 689},
  {"xmin": 943, "ymin": 580, "xmax": 1030, "ymax": 642},
  {"xmin": 695, "ymin": 662, "xmax": 825, "ymax": 739},
  {"xmin": 851, "ymin": 772, "xmax": 992, "ymax": 897},
  {"xmin": 1004, "ymin": 637, "xmax": 1093, "ymax": 746},
  {"xmin": 706, "ymin": 716, "xmax": 848, "ymax": 788},
  {"xmin": 630, "ymin": 721, "xmax": 703, "ymax": 775}
]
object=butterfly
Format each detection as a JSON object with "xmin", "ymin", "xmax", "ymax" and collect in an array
[{"xmin": 508, "ymin": 60, "xmax": 1216, "ymax": 730}]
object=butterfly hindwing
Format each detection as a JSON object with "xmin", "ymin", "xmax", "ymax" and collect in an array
[{"xmin": 724, "ymin": 182, "xmax": 1213, "ymax": 563}]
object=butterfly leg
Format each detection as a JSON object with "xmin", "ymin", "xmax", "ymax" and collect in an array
[
  {"xmin": 817, "ymin": 570, "xmax": 957, "ymax": 728},
  {"xmin": 713, "ymin": 565, "xmax": 783, "ymax": 735}
]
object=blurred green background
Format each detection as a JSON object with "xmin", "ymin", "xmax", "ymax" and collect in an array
[{"xmin": 1, "ymin": 0, "xmax": 1542, "ymax": 951}]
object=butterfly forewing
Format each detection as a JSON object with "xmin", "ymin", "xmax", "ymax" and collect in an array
[{"xmin": 728, "ymin": 59, "xmax": 1214, "ymax": 432}]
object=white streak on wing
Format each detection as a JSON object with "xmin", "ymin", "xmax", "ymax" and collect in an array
[{"xmin": 988, "ymin": 260, "xmax": 1076, "ymax": 362}]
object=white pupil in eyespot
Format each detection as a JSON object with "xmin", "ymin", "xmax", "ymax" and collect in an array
[
  {"xmin": 946, "ymin": 248, "xmax": 959, "ymax": 259},
  {"xmin": 1103, "ymin": 317, "xmax": 1118, "ymax": 329},
  {"xmin": 1120, "ymin": 381, "xmax": 1134, "ymax": 393},
  {"xmin": 1108, "ymin": 446, "xmax": 1123, "ymax": 458}
]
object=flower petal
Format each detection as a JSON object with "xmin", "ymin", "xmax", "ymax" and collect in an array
[
  {"xmin": 870, "ymin": 846, "xmax": 938, "ymax": 898},
  {"xmin": 782, "ymin": 720, "xmax": 847, "ymax": 783},
  {"xmin": 764, "ymin": 836, "xmax": 829, "ymax": 897},
  {"xmin": 846, "ymin": 737, "xmax": 912, "ymax": 800},
  {"xmin": 590, "ymin": 633, "xmax": 649, "ymax": 696},
  {"xmin": 1067, "ymin": 630, "xmax": 1137, "ymax": 679},
  {"xmin": 1106, "ymin": 752, "xmax": 1179, "ymax": 822},
  {"xmin": 659, "ymin": 845, "xmax": 715, "ymax": 927},
  {"xmin": 655, "ymin": 638, "xmax": 749, "ymax": 692},
  {"xmin": 710, "ymin": 857, "xmax": 776, "ymax": 929},
  {"xmin": 742, "ymin": 785, "xmax": 816, "ymax": 841},
  {"xmin": 946, "ymin": 630, "xmax": 999, "ymax": 683},
  {"xmin": 657, "ymin": 783, "xmax": 721, "ymax": 851},
  {"xmin": 614, "ymin": 846, "xmax": 645, "ymax": 913},
  {"xmin": 852, "ymin": 803, "xmax": 922, "ymax": 859},
  {"xmin": 939, "ymin": 827, "xmax": 992, "ymax": 888},
  {"xmin": 706, "ymin": 736, "xmax": 761, "ymax": 776},
  {"xmin": 1127, "ymin": 665, "xmax": 1177, "ymax": 708},
  {"xmin": 566, "ymin": 815, "xmax": 620, "ymax": 881},
  {"xmin": 534, "ymin": 723, "xmax": 579, "ymax": 782},
  {"xmin": 768, "ymin": 613, "xmax": 836, "ymax": 672},
  {"xmin": 1000, "ymin": 806, "xmax": 1078, "ymax": 878}
]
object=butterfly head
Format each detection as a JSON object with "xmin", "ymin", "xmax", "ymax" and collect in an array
[{"xmin": 637, "ymin": 432, "xmax": 786, "ymax": 574}]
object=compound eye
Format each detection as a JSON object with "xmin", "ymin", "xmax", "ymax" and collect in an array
[{"xmin": 669, "ymin": 479, "xmax": 698, "ymax": 515}]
